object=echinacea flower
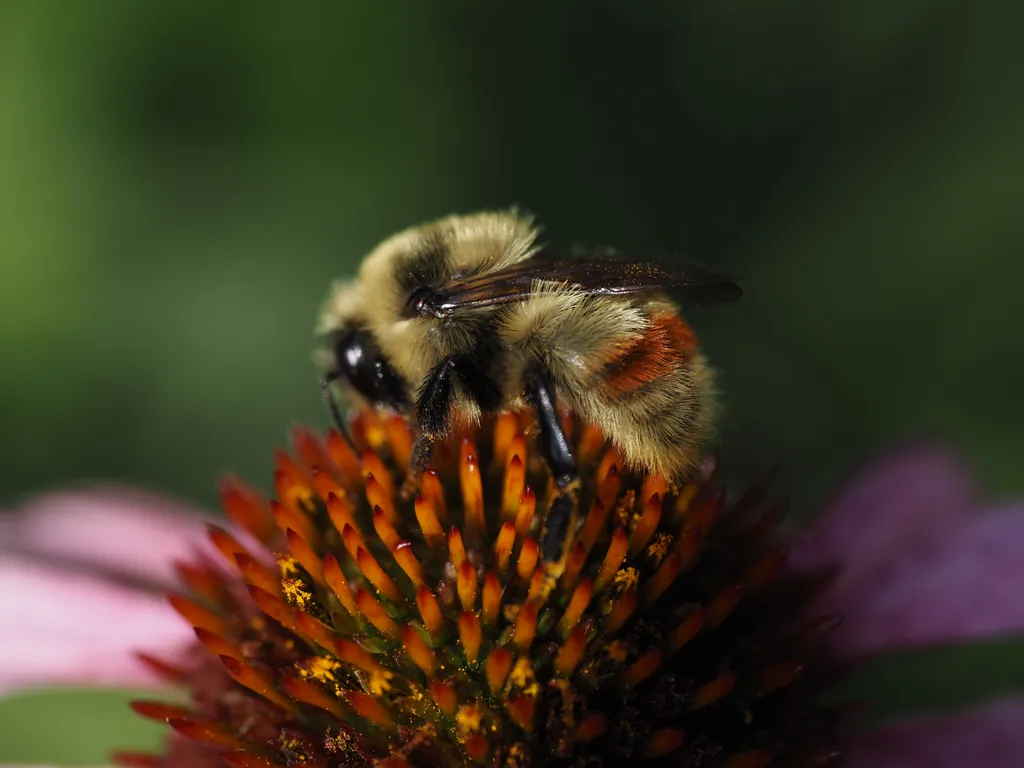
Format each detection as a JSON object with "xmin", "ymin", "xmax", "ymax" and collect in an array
[{"xmin": 1, "ymin": 412, "xmax": 1022, "ymax": 767}]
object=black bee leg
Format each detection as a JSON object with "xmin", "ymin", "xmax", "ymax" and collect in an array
[
  {"xmin": 523, "ymin": 365, "xmax": 578, "ymax": 491},
  {"xmin": 402, "ymin": 357, "xmax": 458, "ymax": 499},
  {"xmin": 321, "ymin": 371, "xmax": 358, "ymax": 452},
  {"xmin": 403, "ymin": 433, "xmax": 439, "ymax": 500},
  {"xmin": 409, "ymin": 433, "xmax": 437, "ymax": 475},
  {"xmin": 523, "ymin": 363, "xmax": 580, "ymax": 563}
]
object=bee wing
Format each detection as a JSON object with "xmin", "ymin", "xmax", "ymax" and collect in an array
[{"xmin": 422, "ymin": 256, "xmax": 742, "ymax": 317}]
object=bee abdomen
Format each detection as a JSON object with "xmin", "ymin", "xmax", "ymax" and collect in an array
[
  {"xmin": 585, "ymin": 310, "xmax": 716, "ymax": 480},
  {"xmin": 598, "ymin": 310, "xmax": 698, "ymax": 396}
]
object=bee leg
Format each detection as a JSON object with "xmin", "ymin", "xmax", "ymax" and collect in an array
[
  {"xmin": 523, "ymin": 365, "xmax": 578, "ymax": 490},
  {"xmin": 523, "ymin": 364, "xmax": 580, "ymax": 563},
  {"xmin": 320, "ymin": 371, "xmax": 358, "ymax": 452},
  {"xmin": 409, "ymin": 433, "xmax": 437, "ymax": 475},
  {"xmin": 401, "ymin": 357, "xmax": 458, "ymax": 499},
  {"xmin": 401, "ymin": 434, "xmax": 438, "ymax": 500}
]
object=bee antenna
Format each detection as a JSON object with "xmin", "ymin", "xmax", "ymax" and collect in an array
[{"xmin": 321, "ymin": 372, "xmax": 358, "ymax": 452}]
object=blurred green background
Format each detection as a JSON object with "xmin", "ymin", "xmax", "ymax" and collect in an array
[{"xmin": 2, "ymin": 0, "xmax": 1023, "ymax": 764}]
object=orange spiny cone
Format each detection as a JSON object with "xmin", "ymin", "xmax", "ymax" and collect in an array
[{"xmin": 123, "ymin": 408, "xmax": 843, "ymax": 767}]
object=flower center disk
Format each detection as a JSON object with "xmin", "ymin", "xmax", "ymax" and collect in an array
[{"xmin": 122, "ymin": 409, "xmax": 842, "ymax": 768}]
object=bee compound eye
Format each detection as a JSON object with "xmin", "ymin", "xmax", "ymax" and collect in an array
[{"xmin": 333, "ymin": 328, "xmax": 410, "ymax": 410}]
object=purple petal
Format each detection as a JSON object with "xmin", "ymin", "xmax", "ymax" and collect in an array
[
  {"xmin": 789, "ymin": 444, "xmax": 975, "ymax": 584},
  {"xmin": 824, "ymin": 502, "xmax": 1024, "ymax": 655},
  {"xmin": 786, "ymin": 444, "xmax": 1024, "ymax": 654},
  {"xmin": 846, "ymin": 697, "xmax": 1024, "ymax": 767},
  {"xmin": 0, "ymin": 555, "xmax": 194, "ymax": 695},
  {"xmin": 0, "ymin": 487, "xmax": 216, "ymax": 588}
]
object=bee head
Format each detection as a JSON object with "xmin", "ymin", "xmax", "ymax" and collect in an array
[{"xmin": 327, "ymin": 325, "xmax": 411, "ymax": 411}]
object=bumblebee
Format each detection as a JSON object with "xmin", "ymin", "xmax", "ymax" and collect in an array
[{"xmin": 318, "ymin": 211, "xmax": 741, "ymax": 562}]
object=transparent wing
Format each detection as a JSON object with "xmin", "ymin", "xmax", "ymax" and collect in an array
[{"xmin": 417, "ymin": 256, "xmax": 742, "ymax": 318}]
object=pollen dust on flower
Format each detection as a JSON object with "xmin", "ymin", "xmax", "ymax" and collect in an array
[
  {"xmin": 120, "ymin": 408, "xmax": 845, "ymax": 768},
  {"xmin": 613, "ymin": 566, "xmax": 639, "ymax": 592}
]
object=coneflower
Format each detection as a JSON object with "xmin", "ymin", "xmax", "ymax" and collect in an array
[{"xmin": 117, "ymin": 409, "xmax": 843, "ymax": 767}]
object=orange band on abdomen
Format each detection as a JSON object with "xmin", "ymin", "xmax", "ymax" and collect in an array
[{"xmin": 599, "ymin": 311, "xmax": 697, "ymax": 397}]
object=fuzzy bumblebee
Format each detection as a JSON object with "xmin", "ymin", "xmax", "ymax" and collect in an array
[
  {"xmin": 122, "ymin": 410, "xmax": 843, "ymax": 768},
  {"xmin": 317, "ymin": 212, "xmax": 743, "ymax": 564}
]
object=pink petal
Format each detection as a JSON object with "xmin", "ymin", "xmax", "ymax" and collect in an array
[
  {"xmin": 846, "ymin": 697, "xmax": 1024, "ymax": 767},
  {"xmin": 0, "ymin": 555, "xmax": 194, "ymax": 695},
  {"xmin": 823, "ymin": 502, "xmax": 1024, "ymax": 655},
  {"xmin": 789, "ymin": 444, "xmax": 975, "ymax": 585},
  {"xmin": 0, "ymin": 487, "xmax": 216, "ymax": 587},
  {"xmin": 784, "ymin": 444, "xmax": 1024, "ymax": 654}
]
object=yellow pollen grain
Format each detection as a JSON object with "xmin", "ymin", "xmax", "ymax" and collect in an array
[
  {"xmin": 300, "ymin": 656, "xmax": 341, "ymax": 684},
  {"xmin": 368, "ymin": 668, "xmax": 393, "ymax": 696},
  {"xmin": 613, "ymin": 490, "xmax": 636, "ymax": 528},
  {"xmin": 507, "ymin": 743, "xmax": 529, "ymax": 767},
  {"xmin": 456, "ymin": 704, "xmax": 483, "ymax": 734},
  {"xmin": 278, "ymin": 555, "xmax": 302, "ymax": 577},
  {"xmin": 276, "ymin": 732, "xmax": 313, "ymax": 763},
  {"xmin": 507, "ymin": 658, "xmax": 539, "ymax": 697},
  {"xmin": 647, "ymin": 533, "xmax": 672, "ymax": 567},
  {"xmin": 613, "ymin": 567, "xmax": 639, "ymax": 593},
  {"xmin": 324, "ymin": 727, "xmax": 352, "ymax": 753},
  {"xmin": 281, "ymin": 578, "xmax": 314, "ymax": 609}
]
